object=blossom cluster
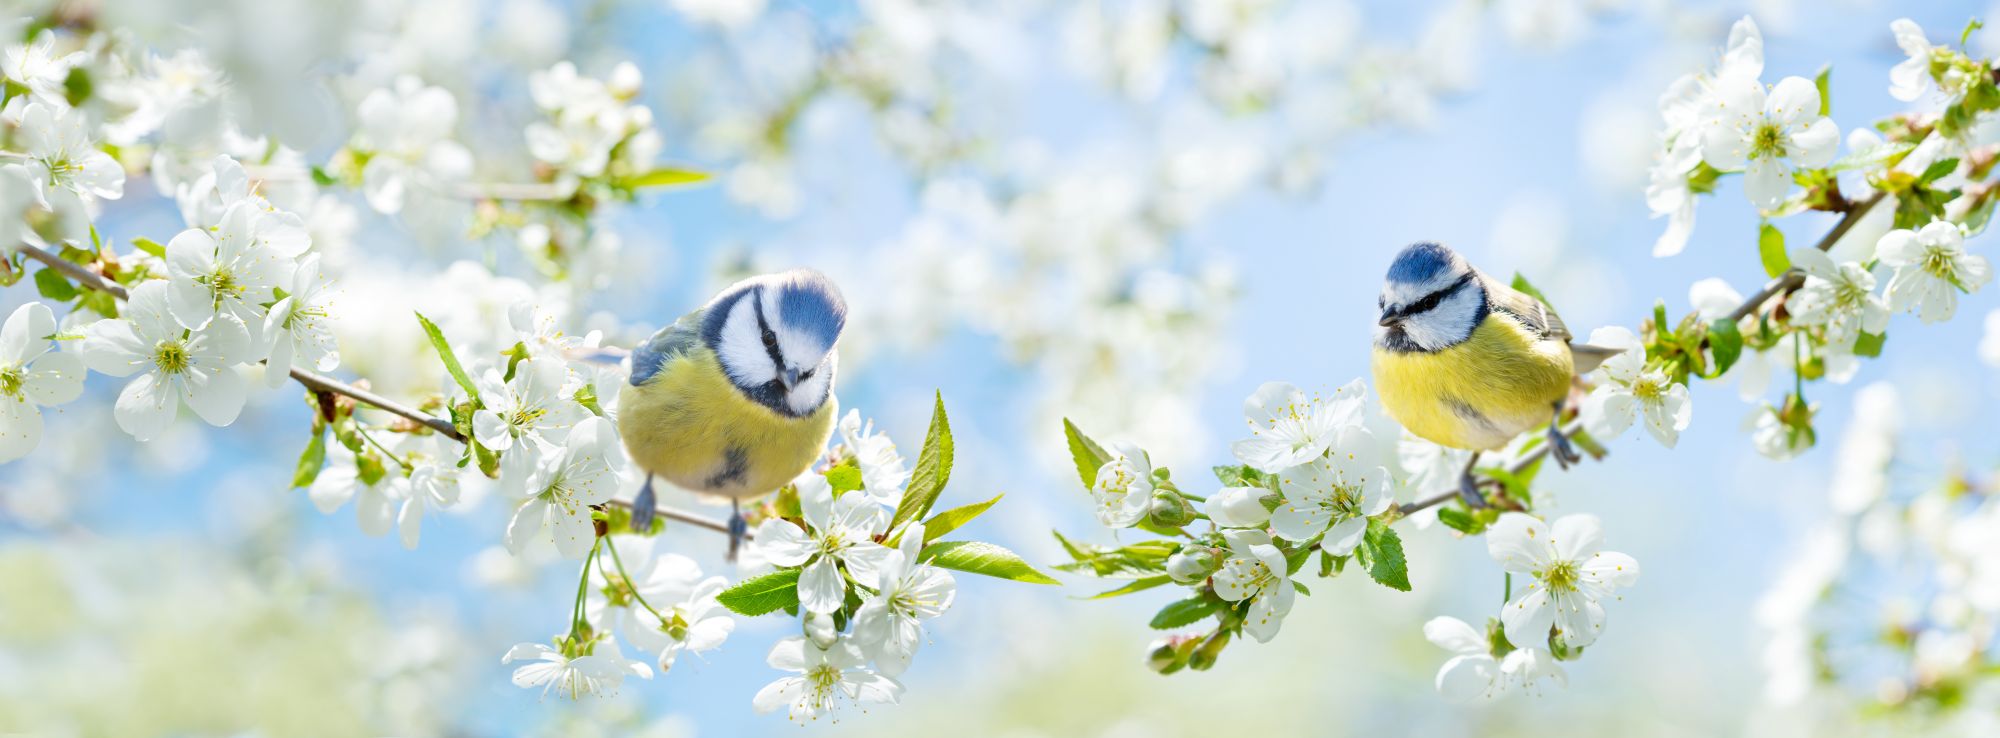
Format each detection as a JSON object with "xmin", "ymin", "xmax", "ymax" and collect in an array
[{"xmin": 1058, "ymin": 379, "xmax": 1639, "ymax": 702}]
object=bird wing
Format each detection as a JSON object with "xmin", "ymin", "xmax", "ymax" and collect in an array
[
  {"xmin": 1483, "ymin": 273, "xmax": 1624, "ymax": 374},
  {"xmin": 1483, "ymin": 273, "xmax": 1571, "ymax": 342},
  {"xmin": 628, "ymin": 308, "xmax": 705, "ymax": 387}
]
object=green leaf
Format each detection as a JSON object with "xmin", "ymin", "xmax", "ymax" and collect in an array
[
  {"xmin": 32, "ymin": 268, "xmax": 76, "ymax": 302},
  {"xmin": 922, "ymin": 493, "xmax": 1002, "ymax": 543},
  {"xmin": 1830, "ymin": 141, "xmax": 1915, "ymax": 172},
  {"xmin": 1361, "ymin": 519, "xmax": 1411, "ymax": 592},
  {"xmin": 1436, "ymin": 507, "xmax": 1479, "ymax": 534},
  {"xmin": 130, "ymin": 237, "xmax": 166, "ymax": 259},
  {"xmin": 717, "ymin": 569, "xmax": 802, "ymax": 616},
  {"xmin": 891, "ymin": 392, "xmax": 953, "ymax": 528},
  {"xmin": 1149, "ymin": 597, "xmax": 1221, "ymax": 629},
  {"xmin": 1758, "ymin": 222, "xmax": 1790, "ymax": 278},
  {"xmin": 1087, "ymin": 575, "xmax": 1171, "ymax": 599},
  {"xmin": 1063, "ymin": 418, "xmax": 1111, "ymax": 489},
  {"xmin": 415, "ymin": 312, "xmax": 481, "ymax": 402},
  {"xmin": 1509, "ymin": 272, "xmax": 1549, "ymax": 305},
  {"xmin": 1919, "ymin": 157, "xmax": 1962, "ymax": 185},
  {"xmin": 824, "ymin": 459, "xmax": 864, "ymax": 497},
  {"xmin": 1050, "ymin": 532, "xmax": 1176, "ymax": 578},
  {"xmin": 310, "ymin": 165, "xmax": 338, "ymax": 187},
  {"xmin": 1707, "ymin": 318, "xmax": 1744, "ymax": 376},
  {"xmin": 920, "ymin": 540, "xmax": 1058, "ymax": 585},
  {"xmin": 62, "ymin": 66, "xmax": 91, "ymax": 107},
  {"xmin": 291, "ymin": 424, "xmax": 328, "ymax": 488},
  {"xmin": 1813, "ymin": 65, "xmax": 1831, "ymax": 117},
  {"xmin": 1853, "ymin": 331, "xmax": 1887, "ymax": 358},
  {"xmin": 77, "ymin": 290, "xmax": 116, "ymax": 319},
  {"xmin": 620, "ymin": 167, "xmax": 710, "ymax": 189},
  {"xmin": 1965, "ymin": 18, "xmax": 1986, "ymax": 47},
  {"xmin": 1211, "ymin": 464, "xmax": 1264, "ymax": 488}
]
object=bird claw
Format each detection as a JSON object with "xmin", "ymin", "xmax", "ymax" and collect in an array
[
  {"xmin": 1458, "ymin": 469, "xmax": 1489, "ymax": 509},
  {"xmin": 726, "ymin": 501, "xmax": 748, "ymax": 562},
  {"xmin": 1547, "ymin": 423, "xmax": 1582, "ymax": 470},
  {"xmin": 629, "ymin": 476, "xmax": 657, "ymax": 533}
]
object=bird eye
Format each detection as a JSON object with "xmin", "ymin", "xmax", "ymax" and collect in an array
[{"xmin": 761, "ymin": 329, "xmax": 777, "ymax": 348}]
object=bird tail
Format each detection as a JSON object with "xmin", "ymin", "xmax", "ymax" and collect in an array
[{"xmin": 1569, "ymin": 342, "xmax": 1623, "ymax": 376}]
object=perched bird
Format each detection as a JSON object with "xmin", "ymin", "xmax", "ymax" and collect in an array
[
  {"xmin": 1370, "ymin": 242, "xmax": 1618, "ymax": 506},
  {"xmin": 618, "ymin": 270, "xmax": 846, "ymax": 553}
]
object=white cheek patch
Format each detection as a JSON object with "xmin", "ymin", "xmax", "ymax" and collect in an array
[
  {"xmin": 716, "ymin": 296, "xmax": 778, "ymax": 387},
  {"xmin": 1401, "ymin": 287, "xmax": 1483, "ymax": 351},
  {"xmin": 787, "ymin": 351, "xmax": 837, "ymax": 416}
]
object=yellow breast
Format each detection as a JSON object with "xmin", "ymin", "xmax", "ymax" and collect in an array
[
  {"xmin": 616, "ymin": 348, "xmax": 836, "ymax": 500},
  {"xmin": 1371, "ymin": 314, "xmax": 1574, "ymax": 451}
]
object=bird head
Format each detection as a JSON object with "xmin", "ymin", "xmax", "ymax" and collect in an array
[
  {"xmin": 1376, "ymin": 241, "xmax": 1486, "ymax": 353},
  {"xmin": 706, "ymin": 269, "xmax": 847, "ymax": 416}
]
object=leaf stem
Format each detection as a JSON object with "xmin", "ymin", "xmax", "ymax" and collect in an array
[{"xmin": 604, "ymin": 536, "xmax": 669, "ymax": 622}]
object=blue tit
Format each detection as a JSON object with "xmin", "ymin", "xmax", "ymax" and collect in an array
[
  {"xmin": 618, "ymin": 269, "xmax": 846, "ymax": 548},
  {"xmin": 1369, "ymin": 242, "xmax": 1619, "ymax": 505}
]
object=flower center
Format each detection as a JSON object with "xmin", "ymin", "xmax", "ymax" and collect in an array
[
  {"xmin": 1921, "ymin": 247, "xmax": 1958, "ymax": 280},
  {"xmin": 804, "ymin": 663, "xmax": 842, "ymax": 710},
  {"xmin": 0, "ymin": 365, "xmax": 22, "ymax": 399},
  {"xmin": 510, "ymin": 405, "xmax": 548, "ymax": 430},
  {"xmin": 153, "ymin": 341, "xmax": 191, "ymax": 374},
  {"xmin": 1540, "ymin": 559, "xmax": 1581, "ymax": 593},
  {"xmin": 1750, "ymin": 122, "xmax": 1787, "ymax": 159}
]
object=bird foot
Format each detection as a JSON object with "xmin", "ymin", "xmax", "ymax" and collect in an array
[
  {"xmin": 1546, "ymin": 422, "xmax": 1582, "ymax": 470},
  {"xmin": 1458, "ymin": 469, "xmax": 1489, "ymax": 509},
  {"xmin": 629, "ymin": 476, "xmax": 658, "ymax": 533},
  {"xmin": 726, "ymin": 501, "xmax": 748, "ymax": 562}
]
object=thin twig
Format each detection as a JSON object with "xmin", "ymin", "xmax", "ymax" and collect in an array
[
  {"xmin": 1724, "ymin": 191, "xmax": 1889, "ymax": 323},
  {"xmin": 15, "ymin": 242, "xmax": 734, "ymax": 536},
  {"xmin": 238, "ymin": 165, "xmax": 575, "ymax": 202},
  {"xmin": 1398, "ymin": 423, "xmax": 1572, "ymax": 517}
]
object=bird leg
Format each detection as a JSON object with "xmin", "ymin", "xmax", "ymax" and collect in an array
[
  {"xmin": 629, "ymin": 475, "xmax": 658, "ymax": 533},
  {"xmin": 1457, "ymin": 451, "xmax": 1487, "ymax": 509},
  {"xmin": 726, "ymin": 498, "xmax": 748, "ymax": 562},
  {"xmin": 1546, "ymin": 403, "xmax": 1582, "ymax": 469}
]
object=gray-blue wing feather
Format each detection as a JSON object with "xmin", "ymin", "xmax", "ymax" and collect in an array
[{"xmin": 628, "ymin": 309, "xmax": 705, "ymax": 386}]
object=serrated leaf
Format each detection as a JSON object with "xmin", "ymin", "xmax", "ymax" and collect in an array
[
  {"xmin": 716, "ymin": 569, "xmax": 802, "ymax": 616},
  {"xmin": 1708, "ymin": 318, "xmax": 1744, "ymax": 377},
  {"xmin": 415, "ymin": 312, "xmax": 481, "ymax": 403},
  {"xmin": 291, "ymin": 424, "xmax": 328, "ymax": 488},
  {"xmin": 620, "ymin": 167, "xmax": 710, "ymax": 189},
  {"xmin": 1758, "ymin": 222, "xmax": 1789, "ymax": 278},
  {"xmin": 1814, "ymin": 65, "xmax": 1831, "ymax": 117},
  {"xmin": 1148, "ymin": 597, "xmax": 1221, "ymax": 629},
  {"xmin": 920, "ymin": 540, "xmax": 1057, "ymax": 584},
  {"xmin": 922, "ymin": 493, "xmax": 1002, "ymax": 543},
  {"xmin": 33, "ymin": 268, "xmax": 75, "ymax": 302},
  {"xmin": 1086, "ymin": 575, "xmax": 1171, "ymax": 599},
  {"xmin": 1919, "ymin": 157, "xmax": 1962, "ymax": 185},
  {"xmin": 891, "ymin": 392, "xmax": 953, "ymax": 528},
  {"xmin": 1853, "ymin": 331, "xmax": 1886, "ymax": 357},
  {"xmin": 1362, "ymin": 519, "xmax": 1411, "ymax": 592},
  {"xmin": 1063, "ymin": 418, "xmax": 1111, "ymax": 489},
  {"xmin": 1509, "ymin": 272, "xmax": 1548, "ymax": 305}
]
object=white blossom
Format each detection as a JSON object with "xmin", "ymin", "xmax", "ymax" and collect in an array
[
  {"xmin": 262, "ymin": 254, "xmax": 339, "ymax": 387},
  {"xmin": 1211, "ymin": 529, "xmax": 1294, "ymax": 643},
  {"xmin": 503, "ymin": 638, "xmax": 652, "ymax": 700},
  {"xmin": 1425, "ymin": 616, "xmax": 1563, "ymax": 702},
  {"xmin": 164, "ymin": 200, "xmax": 292, "ymax": 350},
  {"xmin": 2, "ymin": 32, "xmax": 85, "ymax": 108},
  {"xmin": 1787, "ymin": 248, "xmax": 1890, "ymax": 350},
  {"xmin": 853, "ymin": 523, "xmax": 956, "ymax": 676},
  {"xmin": 1648, "ymin": 16, "xmax": 1763, "ymax": 257},
  {"xmin": 1878, "ymin": 221, "xmax": 1991, "ymax": 324},
  {"xmin": 0, "ymin": 302, "xmax": 86, "ymax": 462},
  {"xmin": 751, "ymin": 637, "xmax": 902, "ymax": 721},
  {"xmin": 1230, "ymin": 379, "xmax": 1363, "ymax": 473},
  {"xmin": 79, "ymin": 281, "xmax": 251, "ymax": 441},
  {"xmin": 622, "ymin": 562, "xmax": 734, "ymax": 672},
  {"xmin": 1487, "ymin": 513, "xmax": 1639, "ymax": 649},
  {"xmin": 1271, "ymin": 425, "xmax": 1390, "ymax": 552},
  {"xmin": 351, "ymin": 76, "xmax": 474, "ymax": 214},
  {"xmin": 11, "ymin": 102, "xmax": 125, "ymax": 205},
  {"xmin": 1090, "ymin": 441, "xmax": 1155, "ymax": 528},
  {"xmin": 753, "ymin": 474, "xmax": 895, "ymax": 614},
  {"xmin": 395, "ymin": 435, "xmax": 463, "ymax": 549},
  {"xmin": 504, "ymin": 416, "xmax": 626, "ymax": 559},
  {"xmin": 1889, "ymin": 19, "xmax": 1940, "ymax": 102},
  {"xmin": 1205, "ymin": 485, "xmax": 1272, "ymax": 528},
  {"xmin": 838, "ymin": 410, "xmax": 910, "ymax": 506},
  {"xmin": 1579, "ymin": 326, "xmax": 1690, "ymax": 448},
  {"xmin": 476, "ymin": 357, "xmax": 586, "ymax": 486},
  {"xmin": 1699, "ymin": 75, "xmax": 1838, "ymax": 209},
  {"xmin": 307, "ymin": 442, "xmax": 402, "ymax": 538}
]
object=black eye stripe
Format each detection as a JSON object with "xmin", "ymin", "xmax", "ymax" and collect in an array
[
  {"xmin": 1398, "ymin": 272, "xmax": 1475, "ymax": 318},
  {"xmin": 749, "ymin": 287, "xmax": 787, "ymax": 372}
]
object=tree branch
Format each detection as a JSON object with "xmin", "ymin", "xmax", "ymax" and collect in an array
[
  {"xmin": 1725, "ymin": 191, "xmax": 1888, "ymax": 323},
  {"xmin": 14, "ymin": 242, "xmax": 733, "ymax": 536},
  {"xmin": 1398, "ymin": 423, "xmax": 1572, "ymax": 517}
]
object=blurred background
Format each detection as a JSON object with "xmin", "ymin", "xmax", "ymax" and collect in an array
[{"xmin": 3, "ymin": 0, "xmax": 1999, "ymax": 735}]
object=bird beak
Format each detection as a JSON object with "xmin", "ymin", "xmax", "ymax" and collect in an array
[
  {"xmin": 1378, "ymin": 310, "xmax": 1400, "ymax": 328},
  {"xmin": 781, "ymin": 367, "xmax": 801, "ymax": 390}
]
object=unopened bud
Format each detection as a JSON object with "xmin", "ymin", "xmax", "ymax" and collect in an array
[
  {"xmin": 1148, "ymin": 490, "xmax": 1197, "ymax": 528},
  {"xmin": 1145, "ymin": 637, "xmax": 1188, "ymax": 674},
  {"xmin": 1206, "ymin": 486, "xmax": 1273, "ymax": 528},
  {"xmin": 1187, "ymin": 629, "xmax": 1232, "ymax": 671},
  {"xmin": 803, "ymin": 611, "xmax": 839, "ymax": 649},
  {"xmin": 1166, "ymin": 546, "xmax": 1222, "ymax": 584}
]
